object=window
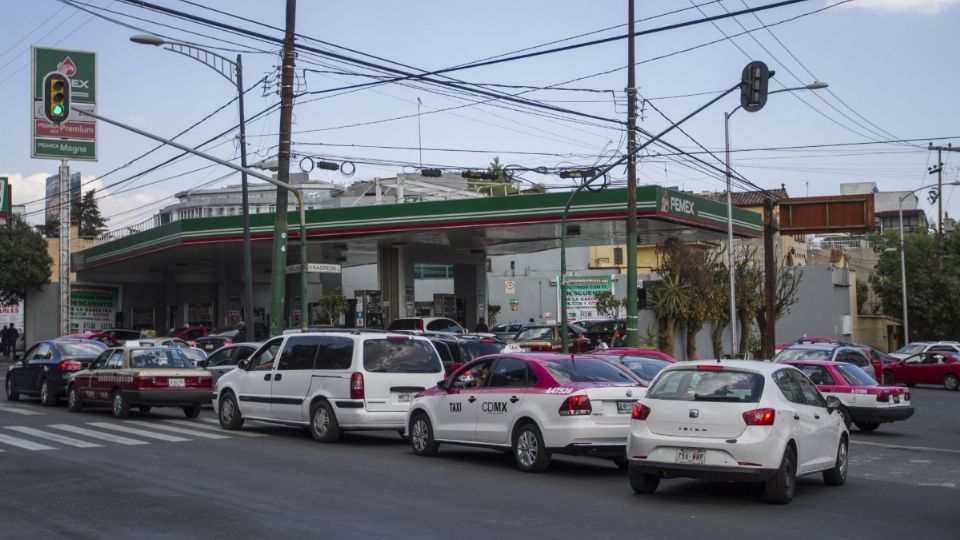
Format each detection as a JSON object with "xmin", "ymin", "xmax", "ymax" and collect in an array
[
  {"xmin": 429, "ymin": 340, "xmax": 457, "ymax": 373},
  {"xmin": 29, "ymin": 343, "xmax": 53, "ymax": 361},
  {"xmin": 928, "ymin": 345, "xmax": 958, "ymax": 353},
  {"xmin": 205, "ymin": 348, "xmax": 234, "ymax": 367},
  {"xmin": 836, "ymin": 364, "xmax": 877, "ymax": 386},
  {"xmin": 796, "ymin": 364, "xmax": 836, "ymax": 386},
  {"xmin": 388, "ymin": 319, "xmax": 420, "ymax": 331},
  {"xmin": 426, "ymin": 319, "xmax": 461, "ymax": 333},
  {"xmin": 91, "ymin": 350, "xmax": 112, "ymax": 369},
  {"xmin": 647, "ymin": 369, "xmax": 764, "ymax": 402},
  {"xmin": 315, "ymin": 336, "xmax": 354, "ymax": 370},
  {"xmin": 794, "ymin": 373, "xmax": 827, "ymax": 407},
  {"xmin": 449, "ymin": 358, "xmax": 495, "ymax": 390},
  {"xmin": 613, "ymin": 247, "xmax": 623, "ymax": 266},
  {"xmin": 277, "ymin": 336, "xmax": 322, "ymax": 370},
  {"xmin": 130, "ymin": 348, "xmax": 192, "ymax": 369},
  {"xmin": 362, "ymin": 338, "xmax": 440, "ymax": 373},
  {"xmin": 542, "ymin": 359, "xmax": 636, "ymax": 385},
  {"xmin": 106, "ymin": 350, "xmax": 125, "ymax": 369},
  {"xmin": 772, "ymin": 348, "xmax": 832, "ymax": 362},
  {"xmin": 249, "ymin": 339, "xmax": 283, "ymax": 371},
  {"xmin": 59, "ymin": 342, "xmax": 107, "ymax": 356},
  {"xmin": 459, "ymin": 340, "xmax": 506, "ymax": 362},
  {"xmin": 235, "ymin": 346, "xmax": 255, "ymax": 363},
  {"xmin": 617, "ymin": 357, "xmax": 671, "ymax": 383},
  {"xmin": 837, "ymin": 350, "xmax": 870, "ymax": 368},
  {"xmin": 489, "ymin": 357, "xmax": 535, "ymax": 388},
  {"xmin": 517, "ymin": 327, "xmax": 553, "ymax": 341},
  {"xmin": 773, "ymin": 370, "xmax": 804, "ymax": 404}
]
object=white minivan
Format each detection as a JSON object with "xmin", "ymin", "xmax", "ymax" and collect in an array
[{"xmin": 213, "ymin": 331, "xmax": 444, "ymax": 442}]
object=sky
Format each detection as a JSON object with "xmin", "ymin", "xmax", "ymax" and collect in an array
[{"xmin": 2, "ymin": 0, "xmax": 960, "ymax": 235}]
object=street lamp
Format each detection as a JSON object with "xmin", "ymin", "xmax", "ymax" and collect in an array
[
  {"xmin": 131, "ymin": 34, "xmax": 266, "ymax": 338},
  {"xmin": 898, "ymin": 181, "xmax": 960, "ymax": 345},
  {"xmin": 723, "ymin": 81, "xmax": 828, "ymax": 356}
]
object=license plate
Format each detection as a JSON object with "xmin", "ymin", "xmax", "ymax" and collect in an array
[
  {"xmin": 397, "ymin": 392, "xmax": 413, "ymax": 403},
  {"xmin": 168, "ymin": 378, "xmax": 185, "ymax": 388},
  {"xmin": 204, "ymin": 345, "xmax": 214, "ymax": 350},
  {"xmin": 676, "ymin": 448, "xmax": 706, "ymax": 465},
  {"xmin": 617, "ymin": 400, "xmax": 635, "ymax": 414},
  {"xmin": 893, "ymin": 394, "xmax": 900, "ymax": 403}
]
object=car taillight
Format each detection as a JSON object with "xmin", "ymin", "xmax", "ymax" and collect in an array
[
  {"xmin": 904, "ymin": 391, "xmax": 911, "ymax": 401},
  {"xmin": 743, "ymin": 408, "xmax": 776, "ymax": 426},
  {"xmin": 631, "ymin": 403, "xmax": 651, "ymax": 420},
  {"xmin": 350, "ymin": 372, "xmax": 364, "ymax": 400},
  {"xmin": 199, "ymin": 377, "xmax": 212, "ymax": 389},
  {"xmin": 135, "ymin": 376, "xmax": 168, "ymax": 389},
  {"xmin": 698, "ymin": 364, "xmax": 724, "ymax": 370},
  {"xmin": 876, "ymin": 393, "xmax": 890, "ymax": 402},
  {"xmin": 58, "ymin": 360, "xmax": 81, "ymax": 370},
  {"xmin": 419, "ymin": 320, "xmax": 426, "ymax": 332},
  {"xmin": 558, "ymin": 394, "xmax": 592, "ymax": 416}
]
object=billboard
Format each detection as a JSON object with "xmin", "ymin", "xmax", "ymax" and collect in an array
[
  {"xmin": 31, "ymin": 46, "xmax": 98, "ymax": 161},
  {"xmin": 70, "ymin": 283, "xmax": 121, "ymax": 334},
  {"xmin": 557, "ymin": 274, "xmax": 615, "ymax": 322},
  {"xmin": 45, "ymin": 171, "xmax": 81, "ymax": 227}
]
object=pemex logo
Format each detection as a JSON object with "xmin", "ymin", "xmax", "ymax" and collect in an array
[{"xmin": 57, "ymin": 57, "xmax": 77, "ymax": 77}]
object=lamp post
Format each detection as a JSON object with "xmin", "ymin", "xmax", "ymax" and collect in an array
[
  {"xmin": 131, "ymin": 34, "xmax": 257, "ymax": 341},
  {"xmin": 897, "ymin": 181, "xmax": 960, "ymax": 345},
  {"xmin": 723, "ymin": 81, "xmax": 828, "ymax": 356}
]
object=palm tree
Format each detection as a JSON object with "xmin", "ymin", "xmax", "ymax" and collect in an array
[{"xmin": 651, "ymin": 272, "xmax": 691, "ymax": 356}]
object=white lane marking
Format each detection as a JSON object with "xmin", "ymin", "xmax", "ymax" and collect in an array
[
  {"xmin": 87, "ymin": 422, "xmax": 190, "ymax": 442},
  {"xmin": 851, "ymin": 440, "xmax": 960, "ymax": 455},
  {"xmin": 0, "ymin": 433, "xmax": 56, "ymax": 451},
  {"xmin": 5, "ymin": 426, "xmax": 102, "ymax": 448},
  {"xmin": 163, "ymin": 419, "xmax": 266, "ymax": 437},
  {"xmin": 198, "ymin": 418, "xmax": 220, "ymax": 425},
  {"xmin": 47, "ymin": 424, "xmax": 149, "ymax": 446},
  {"xmin": 0, "ymin": 404, "xmax": 45, "ymax": 416},
  {"xmin": 124, "ymin": 420, "xmax": 231, "ymax": 440}
]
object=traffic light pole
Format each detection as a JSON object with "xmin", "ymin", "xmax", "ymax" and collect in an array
[
  {"xmin": 59, "ymin": 159, "xmax": 70, "ymax": 336},
  {"xmin": 625, "ymin": 0, "xmax": 639, "ymax": 347}
]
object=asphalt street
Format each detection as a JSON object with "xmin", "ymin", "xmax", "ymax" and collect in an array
[{"xmin": 0, "ymin": 375, "xmax": 957, "ymax": 540}]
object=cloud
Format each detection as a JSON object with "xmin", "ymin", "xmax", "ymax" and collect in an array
[
  {"xmin": 1, "ymin": 171, "xmax": 54, "ymax": 224},
  {"xmin": 843, "ymin": 0, "xmax": 960, "ymax": 15}
]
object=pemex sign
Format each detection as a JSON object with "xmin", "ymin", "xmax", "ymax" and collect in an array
[{"xmin": 31, "ymin": 46, "xmax": 98, "ymax": 161}]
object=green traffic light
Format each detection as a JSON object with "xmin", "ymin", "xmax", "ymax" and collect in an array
[{"xmin": 52, "ymin": 104, "xmax": 64, "ymax": 116}]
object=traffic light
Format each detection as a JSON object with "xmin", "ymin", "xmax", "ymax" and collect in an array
[
  {"xmin": 461, "ymin": 171, "xmax": 498, "ymax": 180},
  {"xmin": 740, "ymin": 61, "xmax": 773, "ymax": 113},
  {"xmin": 558, "ymin": 168, "xmax": 599, "ymax": 179},
  {"xmin": 43, "ymin": 72, "xmax": 70, "ymax": 124}
]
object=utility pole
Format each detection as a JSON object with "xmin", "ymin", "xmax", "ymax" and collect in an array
[
  {"xmin": 59, "ymin": 160, "xmax": 70, "ymax": 336},
  {"xmin": 763, "ymin": 197, "xmax": 776, "ymax": 359},
  {"xmin": 625, "ymin": 0, "xmax": 639, "ymax": 347},
  {"xmin": 270, "ymin": 0, "xmax": 298, "ymax": 336},
  {"xmin": 928, "ymin": 143, "xmax": 960, "ymax": 255},
  {"xmin": 236, "ymin": 54, "xmax": 255, "ymax": 342}
]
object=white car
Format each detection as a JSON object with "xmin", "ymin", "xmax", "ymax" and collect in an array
[
  {"xmin": 406, "ymin": 352, "xmax": 644, "ymax": 472},
  {"xmin": 890, "ymin": 341, "xmax": 960, "ymax": 360},
  {"xmin": 626, "ymin": 360, "xmax": 848, "ymax": 504},
  {"xmin": 214, "ymin": 331, "xmax": 444, "ymax": 442},
  {"xmin": 387, "ymin": 317, "xmax": 465, "ymax": 335}
]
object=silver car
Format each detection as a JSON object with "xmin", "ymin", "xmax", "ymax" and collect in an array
[{"xmin": 197, "ymin": 343, "xmax": 261, "ymax": 386}]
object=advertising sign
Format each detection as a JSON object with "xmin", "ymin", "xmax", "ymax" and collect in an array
[
  {"xmin": 70, "ymin": 283, "xmax": 121, "ymax": 333},
  {"xmin": 0, "ymin": 299, "xmax": 25, "ymax": 342},
  {"xmin": 0, "ymin": 177, "xmax": 9, "ymax": 224},
  {"xmin": 187, "ymin": 303, "xmax": 214, "ymax": 326},
  {"xmin": 557, "ymin": 275, "xmax": 614, "ymax": 321},
  {"xmin": 44, "ymin": 171, "xmax": 81, "ymax": 226},
  {"xmin": 31, "ymin": 46, "xmax": 98, "ymax": 161}
]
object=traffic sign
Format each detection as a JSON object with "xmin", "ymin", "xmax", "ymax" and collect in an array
[
  {"xmin": 31, "ymin": 46, "xmax": 97, "ymax": 161},
  {"xmin": 504, "ymin": 280, "xmax": 516, "ymax": 294}
]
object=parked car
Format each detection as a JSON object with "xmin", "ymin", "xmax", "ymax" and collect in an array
[
  {"xmin": 137, "ymin": 337, "xmax": 192, "ymax": 349},
  {"xmin": 882, "ymin": 351, "xmax": 960, "ymax": 390},
  {"xmin": 774, "ymin": 336, "xmax": 841, "ymax": 352},
  {"xmin": 626, "ymin": 360, "xmax": 848, "ymax": 504},
  {"xmin": 890, "ymin": 341, "xmax": 960, "ymax": 360},
  {"xmin": 598, "ymin": 347, "xmax": 676, "ymax": 363},
  {"xmin": 586, "ymin": 351, "xmax": 674, "ymax": 386},
  {"xmin": 197, "ymin": 343, "xmax": 260, "ymax": 386},
  {"xmin": 66, "ymin": 346, "xmax": 213, "ymax": 418},
  {"xmin": 572, "ymin": 318, "xmax": 621, "ymax": 348},
  {"xmin": 60, "ymin": 332, "xmax": 123, "ymax": 348},
  {"xmin": 407, "ymin": 352, "xmax": 642, "ymax": 472},
  {"xmin": 174, "ymin": 326, "xmax": 211, "ymax": 346},
  {"xmin": 512, "ymin": 324, "xmax": 592, "ymax": 353},
  {"xmin": 418, "ymin": 334, "xmax": 508, "ymax": 374},
  {"xmin": 214, "ymin": 331, "xmax": 444, "ymax": 442},
  {"xmin": 196, "ymin": 323, "xmax": 268, "ymax": 353},
  {"xmin": 387, "ymin": 317, "xmax": 465, "ymax": 335},
  {"xmin": 773, "ymin": 343, "xmax": 878, "ymax": 380},
  {"xmin": 782, "ymin": 359, "xmax": 914, "ymax": 431},
  {"xmin": 5, "ymin": 339, "xmax": 107, "ymax": 405},
  {"xmin": 490, "ymin": 322, "xmax": 529, "ymax": 341}
]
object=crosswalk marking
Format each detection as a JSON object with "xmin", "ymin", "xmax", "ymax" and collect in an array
[
  {"xmin": 163, "ymin": 419, "xmax": 266, "ymax": 437},
  {"xmin": 124, "ymin": 420, "xmax": 231, "ymax": 440},
  {"xmin": 5, "ymin": 426, "xmax": 102, "ymax": 448},
  {"xmin": 0, "ymin": 404, "xmax": 45, "ymax": 416},
  {"xmin": 198, "ymin": 418, "xmax": 220, "ymax": 425},
  {"xmin": 87, "ymin": 422, "xmax": 190, "ymax": 442},
  {"xmin": 0, "ymin": 433, "xmax": 56, "ymax": 451},
  {"xmin": 47, "ymin": 424, "xmax": 150, "ymax": 446}
]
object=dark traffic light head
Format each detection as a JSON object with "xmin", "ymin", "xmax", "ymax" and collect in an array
[{"xmin": 43, "ymin": 72, "xmax": 71, "ymax": 124}]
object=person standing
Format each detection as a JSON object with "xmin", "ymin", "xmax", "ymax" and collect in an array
[
  {"xmin": 1, "ymin": 324, "xmax": 12, "ymax": 358},
  {"xmin": 8, "ymin": 324, "xmax": 20, "ymax": 357},
  {"xmin": 475, "ymin": 318, "xmax": 489, "ymax": 333}
]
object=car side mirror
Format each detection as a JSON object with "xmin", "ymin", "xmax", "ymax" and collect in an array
[
  {"xmin": 437, "ymin": 379, "xmax": 446, "ymax": 389},
  {"xmin": 237, "ymin": 358, "xmax": 251, "ymax": 370},
  {"xmin": 825, "ymin": 396, "xmax": 841, "ymax": 413}
]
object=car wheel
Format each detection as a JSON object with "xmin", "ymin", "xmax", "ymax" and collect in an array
[
  {"xmin": 5, "ymin": 377, "xmax": 19, "ymax": 401},
  {"xmin": 111, "ymin": 390, "xmax": 130, "ymax": 419},
  {"xmin": 67, "ymin": 385, "xmax": 82, "ymax": 412},
  {"xmin": 764, "ymin": 446, "xmax": 797, "ymax": 504},
  {"xmin": 309, "ymin": 400, "xmax": 342, "ymax": 443},
  {"xmin": 613, "ymin": 457, "xmax": 629, "ymax": 471},
  {"xmin": 837, "ymin": 406, "xmax": 852, "ymax": 429},
  {"xmin": 138, "ymin": 406, "xmax": 152, "ymax": 414},
  {"xmin": 409, "ymin": 413, "xmax": 439, "ymax": 456},
  {"xmin": 855, "ymin": 422, "xmax": 880, "ymax": 432},
  {"xmin": 512, "ymin": 423, "xmax": 550, "ymax": 473},
  {"xmin": 882, "ymin": 371, "xmax": 896, "ymax": 385},
  {"xmin": 822, "ymin": 436, "xmax": 848, "ymax": 486},
  {"xmin": 39, "ymin": 379, "xmax": 57, "ymax": 406},
  {"xmin": 218, "ymin": 392, "xmax": 244, "ymax": 430},
  {"xmin": 628, "ymin": 463, "xmax": 660, "ymax": 494},
  {"xmin": 183, "ymin": 404, "xmax": 201, "ymax": 418},
  {"xmin": 944, "ymin": 374, "xmax": 959, "ymax": 391}
]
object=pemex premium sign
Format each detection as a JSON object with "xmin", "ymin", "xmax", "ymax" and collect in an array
[{"xmin": 31, "ymin": 45, "xmax": 98, "ymax": 161}]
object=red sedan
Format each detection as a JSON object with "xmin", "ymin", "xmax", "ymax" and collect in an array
[{"xmin": 882, "ymin": 351, "xmax": 960, "ymax": 391}]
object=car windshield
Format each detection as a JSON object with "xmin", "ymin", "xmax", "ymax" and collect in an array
[
  {"xmin": 59, "ymin": 342, "xmax": 108, "ymax": 356},
  {"xmin": 181, "ymin": 348, "xmax": 206, "ymax": 362},
  {"xmin": 208, "ymin": 327, "xmax": 237, "ymax": 335},
  {"xmin": 773, "ymin": 348, "xmax": 832, "ymax": 362},
  {"xmin": 836, "ymin": 363, "xmax": 878, "ymax": 386},
  {"xmin": 517, "ymin": 327, "xmax": 553, "ymax": 340},
  {"xmin": 896, "ymin": 343, "xmax": 926, "ymax": 355},
  {"xmin": 130, "ymin": 348, "xmax": 195, "ymax": 369},
  {"xmin": 363, "ymin": 338, "xmax": 441, "ymax": 373},
  {"xmin": 576, "ymin": 320, "xmax": 616, "ymax": 332},
  {"xmin": 542, "ymin": 358, "xmax": 636, "ymax": 384},
  {"xmin": 460, "ymin": 340, "xmax": 506, "ymax": 362},
  {"xmin": 593, "ymin": 355, "xmax": 670, "ymax": 382},
  {"xmin": 646, "ymin": 369, "xmax": 764, "ymax": 403}
]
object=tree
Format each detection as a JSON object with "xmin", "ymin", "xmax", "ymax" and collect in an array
[
  {"xmin": 754, "ymin": 256, "xmax": 804, "ymax": 356},
  {"xmin": 593, "ymin": 290, "xmax": 624, "ymax": 319},
  {"xmin": 0, "ymin": 215, "xmax": 53, "ymax": 304},
  {"xmin": 734, "ymin": 244, "xmax": 764, "ymax": 355},
  {"xmin": 315, "ymin": 288, "xmax": 348, "ymax": 326},
  {"xmin": 76, "ymin": 189, "xmax": 108, "ymax": 238},
  {"xmin": 856, "ymin": 279, "xmax": 869, "ymax": 315},
  {"xmin": 487, "ymin": 304, "xmax": 501, "ymax": 327},
  {"xmin": 473, "ymin": 157, "xmax": 520, "ymax": 196},
  {"xmin": 650, "ymin": 272, "xmax": 690, "ymax": 356}
]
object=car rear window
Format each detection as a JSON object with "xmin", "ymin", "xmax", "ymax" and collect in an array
[
  {"xmin": 773, "ymin": 349, "xmax": 832, "ymax": 362},
  {"xmin": 517, "ymin": 327, "xmax": 554, "ymax": 340},
  {"xmin": 542, "ymin": 358, "xmax": 636, "ymax": 384},
  {"xmin": 896, "ymin": 343, "xmax": 926, "ymax": 355},
  {"xmin": 646, "ymin": 369, "xmax": 764, "ymax": 402},
  {"xmin": 363, "ymin": 338, "xmax": 441, "ymax": 373},
  {"xmin": 836, "ymin": 363, "xmax": 878, "ymax": 386},
  {"xmin": 60, "ymin": 342, "xmax": 107, "ymax": 356},
  {"xmin": 130, "ymin": 348, "xmax": 194, "ymax": 369}
]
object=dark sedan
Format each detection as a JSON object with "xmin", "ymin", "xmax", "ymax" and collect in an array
[
  {"xmin": 197, "ymin": 342, "xmax": 260, "ymax": 386},
  {"xmin": 5, "ymin": 339, "xmax": 107, "ymax": 406}
]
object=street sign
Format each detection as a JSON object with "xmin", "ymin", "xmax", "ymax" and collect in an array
[
  {"xmin": 31, "ymin": 46, "xmax": 97, "ymax": 161},
  {"xmin": 504, "ymin": 280, "xmax": 516, "ymax": 294},
  {"xmin": 285, "ymin": 263, "xmax": 342, "ymax": 274}
]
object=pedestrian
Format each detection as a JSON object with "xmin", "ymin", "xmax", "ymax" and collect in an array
[
  {"xmin": 475, "ymin": 318, "xmax": 489, "ymax": 333},
  {"xmin": 8, "ymin": 324, "xmax": 19, "ymax": 356},
  {"xmin": 0, "ymin": 324, "xmax": 10, "ymax": 358},
  {"xmin": 2, "ymin": 324, "xmax": 17, "ymax": 358},
  {"xmin": 528, "ymin": 317, "xmax": 534, "ymax": 324}
]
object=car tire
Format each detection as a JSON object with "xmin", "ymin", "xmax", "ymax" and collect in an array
[
  {"xmin": 882, "ymin": 371, "xmax": 896, "ymax": 385},
  {"xmin": 628, "ymin": 464, "xmax": 660, "ymax": 494},
  {"xmin": 6, "ymin": 377, "xmax": 19, "ymax": 401},
  {"xmin": 855, "ymin": 421, "xmax": 880, "ymax": 432},
  {"xmin": 111, "ymin": 390, "xmax": 130, "ymax": 419},
  {"xmin": 512, "ymin": 422, "xmax": 550, "ymax": 473},
  {"xmin": 409, "ymin": 413, "xmax": 439, "ymax": 456},
  {"xmin": 837, "ymin": 406, "xmax": 852, "ymax": 429},
  {"xmin": 183, "ymin": 404, "xmax": 201, "ymax": 418},
  {"xmin": 67, "ymin": 385, "xmax": 82, "ymax": 412},
  {"xmin": 613, "ymin": 457, "xmax": 629, "ymax": 471},
  {"xmin": 944, "ymin": 374, "xmax": 959, "ymax": 391},
  {"xmin": 822, "ymin": 436, "xmax": 848, "ymax": 486},
  {"xmin": 218, "ymin": 392, "xmax": 244, "ymax": 430},
  {"xmin": 39, "ymin": 379, "xmax": 57, "ymax": 406},
  {"xmin": 138, "ymin": 406, "xmax": 152, "ymax": 414},
  {"xmin": 764, "ymin": 446, "xmax": 797, "ymax": 504},
  {"xmin": 309, "ymin": 400, "xmax": 342, "ymax": 443}
]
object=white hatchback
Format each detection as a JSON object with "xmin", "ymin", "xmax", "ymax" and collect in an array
[{"xmin": 626, "ymin": 360, "xmax": 848, "ymax": 504}]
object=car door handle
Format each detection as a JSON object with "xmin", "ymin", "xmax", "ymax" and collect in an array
[
  {"xmin": 794, "ymin": 414, "xmax": 800, "ymax": 420},
  {"xmin": 264, "ymin": 374, "xmax": 272, "ymax": 381},
  {"xmin": 274, "ymin": 374, "xmax": 282, "ymax": 381},
  {"xmin": 510, "ymin": 396, "xmax": 519, "ymax": 403},
  {"xmin": 468, "ymin": 396, "xmax": 476, "ymax": 403},
  {"xmin": 814, "ymin": 414, "xmax": 820, "ymax": 419}
]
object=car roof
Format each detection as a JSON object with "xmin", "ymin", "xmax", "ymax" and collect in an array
[
  {"xmin": 662, "ymin": 359, "xmax": 789, "ymax": 375},
  {"xmin": 779, "ymin": 359, "xmax": 835, "ymax": 367},
  {"xmin": 782, "ymin": 342, "xmax": 845, "ymax": 352}
]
